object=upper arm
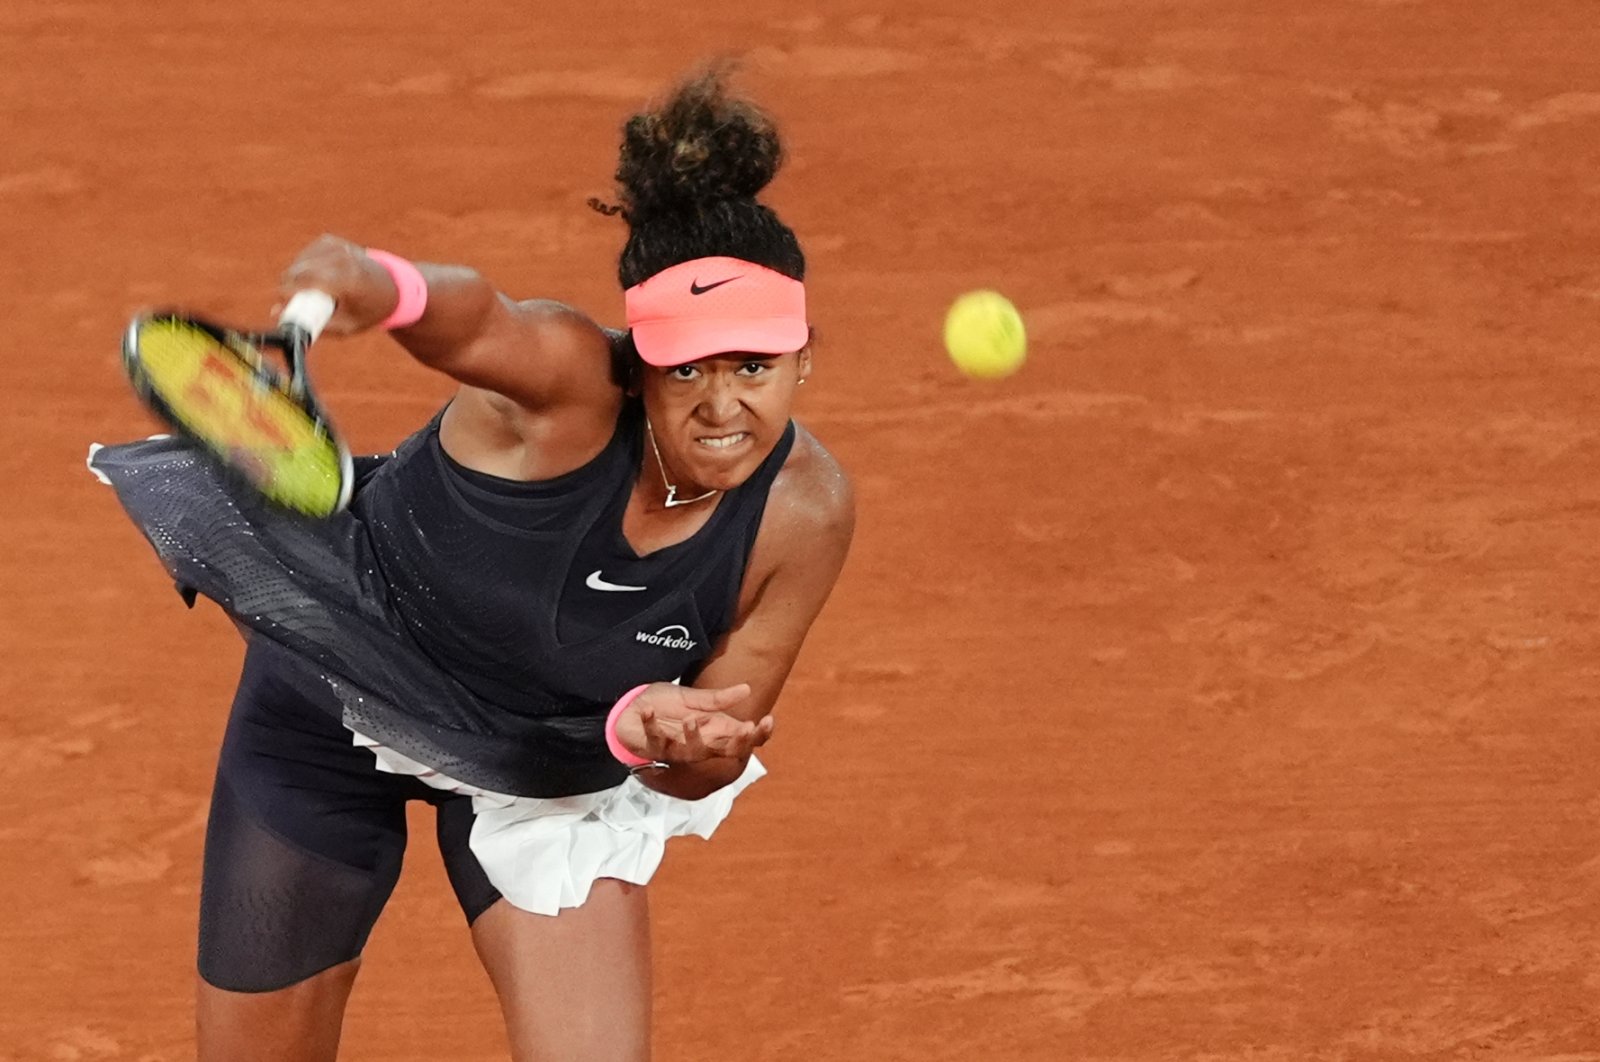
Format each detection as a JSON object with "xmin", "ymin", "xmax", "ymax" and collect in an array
[
  {"xmin": 689, "ymin": 437, "xmax": 856, "ymax": 722},
  {"xmin": 396, "ymin": 264, "xmax": 617, "ymax": 411}
]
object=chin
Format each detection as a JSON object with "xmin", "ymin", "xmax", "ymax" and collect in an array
[
  {"xmin": 695, "ymin": 457, "xmax": 762, "ymax": 493},
  {"xmin": 676, "ymin": 447, "xmax": 766, "ymax": 493},
  {"xmin": 673, "ymin": 431, "xmax": 775, "ymax": 492}
]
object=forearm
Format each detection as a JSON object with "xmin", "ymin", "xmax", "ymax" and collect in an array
[
  {"xmin": 634, "ymin": 757, "xmax": 747, "ymax": 801},
  {"xmin": 281, "ymin": 237, "xmax": 608, "ymax": 405},
  {"xmin": 389, "ymin": 263, "xmax": 505, "ymax": 373}
]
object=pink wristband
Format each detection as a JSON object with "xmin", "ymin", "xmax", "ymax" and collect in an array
[
  {"xmin": 365, "ymin": 248, "xmax": 428, "ymax": 330},
  {"xmin": 605, "ymin": 684, "xmax": 655, "ymax": 768}
]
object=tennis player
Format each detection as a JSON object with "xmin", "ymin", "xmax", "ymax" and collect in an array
[{"xmin": 90, "ymin": 67, "xmax": 852, "ymax": 1062}]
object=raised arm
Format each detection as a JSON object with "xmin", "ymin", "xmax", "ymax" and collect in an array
[{"xmin": 277, "ymin": 234, "xmax": 616, "ymax": 411}]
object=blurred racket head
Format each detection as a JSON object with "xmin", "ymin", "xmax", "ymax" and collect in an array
[{"xmin": 122, "ymin": 310, "xmax": 353, "ymax": 517}]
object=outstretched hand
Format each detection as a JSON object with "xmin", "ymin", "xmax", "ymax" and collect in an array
[{"xmin": 612, "ymin": 682, "xmax": 773, "ymax": 766}]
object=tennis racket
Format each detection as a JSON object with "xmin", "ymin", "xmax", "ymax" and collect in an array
[{"xmin": 122, "ymin": 290, "xmax": 354, "ymax": 518}]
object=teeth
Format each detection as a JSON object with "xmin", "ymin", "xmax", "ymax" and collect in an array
[{"xmin": 697, "ymin": 433, "xmax": 748, "ymax": 450}]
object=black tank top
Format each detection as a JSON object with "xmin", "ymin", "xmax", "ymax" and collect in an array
[{"xmin": 344, "ymin": 400, "xmax": 794, "ymax": 791}]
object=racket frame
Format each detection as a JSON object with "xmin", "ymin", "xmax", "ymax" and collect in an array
[{"xmin": 121, "ymin": 302, "xmax": 354, "ymax": 516}]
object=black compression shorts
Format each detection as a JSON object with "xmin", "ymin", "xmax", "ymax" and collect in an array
[{"xmin": 199, "ymin": 638, "xmax": 501, "ymax": 993}]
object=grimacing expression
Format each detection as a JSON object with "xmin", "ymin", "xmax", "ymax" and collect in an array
[{"xmin": 642, "ymin": 348, "xmax": 811, "ymax": 493}]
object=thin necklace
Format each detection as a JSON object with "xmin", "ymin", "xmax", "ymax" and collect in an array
[{"xmin": 645, "ymin": 417, "xmax": 720, "ymax": 508}]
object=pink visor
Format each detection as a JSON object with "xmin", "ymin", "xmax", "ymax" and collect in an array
[{"xmin": 624, "ymin": 256, "xmax": 808, "ymax": 367}]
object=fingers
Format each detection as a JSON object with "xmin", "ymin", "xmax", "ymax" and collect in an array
[
  {"xmin": 275, "ymin": 234, "xmax": 396, "ymax": 335},
  {"xmin": 680, "ymin": 715, "xmax": 708, "ymax": 760},
  {"xmin": 639, "ymin": 703, "xmax": 705, "ymax": 760},
  {"xmin": 639, "ymin": 710, "xmax": 770, "ymax": 763},
  {"xmin": 637, "ymin": 703, "xmax": 663, "ymax": 759},
  {"xmin": 627, "ymin": 682, "xmax": 773, "ymax": 764}
]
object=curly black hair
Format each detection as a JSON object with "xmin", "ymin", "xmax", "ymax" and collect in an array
[{"xmin": 594, "ymin": 64, "xmax": 805, "ymax": 289}]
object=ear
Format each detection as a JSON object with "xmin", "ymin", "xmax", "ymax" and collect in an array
[{"xmin": 797, "ymin": 346, "xmax": 813, "ymax": 383}]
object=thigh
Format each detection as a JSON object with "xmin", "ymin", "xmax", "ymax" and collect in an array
[
  {"xmin": 471, "ymin": 881, "xmax": 652, "ymax": 1062},
  {"xmin": 433, "ymin": 793, "xmax": 503, "ymax": 924},
  {"xmin": 199, "ymin": 639, "xmax": 411, "ymax": 994}
]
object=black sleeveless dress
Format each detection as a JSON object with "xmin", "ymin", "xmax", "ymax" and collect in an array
[{"xmin": 89, "ymin": 401, "xmax": 795, "ymax": 798}]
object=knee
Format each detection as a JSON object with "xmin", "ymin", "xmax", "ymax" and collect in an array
[
  {"xmin": 196, "ymin": 960, "xmax": 360, "ymax": 1062},
  {"xmin": 198, "ymin": 949, "xmax": 361, "ymax": 994}
]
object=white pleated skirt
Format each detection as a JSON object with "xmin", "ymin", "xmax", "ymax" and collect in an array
[{"xmin": 350, "ymin": 730, "xmax": 765, "ymax": 915}]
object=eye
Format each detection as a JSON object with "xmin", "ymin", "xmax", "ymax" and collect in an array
[
  {"xmin": 668, "ymin": 364, "xmax": 700, "ymax": 381},
  {"xmin": 736, "ymin": 361, "xmax": 770, "ymax": 377}
]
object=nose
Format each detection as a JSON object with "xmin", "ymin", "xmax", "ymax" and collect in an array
[{"xmin": 698, "ymin": 375, "xmax": 741, "ymax": 424}]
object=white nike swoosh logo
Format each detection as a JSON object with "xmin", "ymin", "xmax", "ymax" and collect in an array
[{"xmin": 586, "ymin": 570, "xmax": 647, "ymax": 592}]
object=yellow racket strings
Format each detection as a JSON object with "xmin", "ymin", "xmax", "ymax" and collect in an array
[{"xmin": 134, "ymin": 319, "xmax": 346, "ymax": 515}]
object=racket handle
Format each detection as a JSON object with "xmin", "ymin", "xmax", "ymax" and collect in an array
[{"xmin": 280, "ymin": 290, "xmax": 337, "ymax": 342}]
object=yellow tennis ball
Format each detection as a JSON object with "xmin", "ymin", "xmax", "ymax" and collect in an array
[{"xmin": 943, "ymin": 290, "xmax": 1027, "ymax": 379}]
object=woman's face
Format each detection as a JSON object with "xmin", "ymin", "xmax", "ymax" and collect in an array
[{"xmin": 640, "ymin": 347, "xmax": 811, "ymax": 496}]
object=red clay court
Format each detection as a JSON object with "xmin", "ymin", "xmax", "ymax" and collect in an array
[{"xmin": 4, "ymin": 1, "xmax": 1600, "ymax": 1058}]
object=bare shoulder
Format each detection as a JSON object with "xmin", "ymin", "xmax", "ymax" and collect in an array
[
  {"xmin": 442, "ymin": 296, "xmax": 623, "ymax": 473},
  {"xmin": 762, "ymin": 424, "xmax": 856, "ymax": 553},
  {"xmin": 478, "ymin": 296, "xmax": 617, "ymax": 409},
  {"xmin": 733, "ymin": 424, "xmax": 854, "ymax": 618},
  {"xmin": 503, "ymin": 297, "xmax": 610, "ymax": 346}
]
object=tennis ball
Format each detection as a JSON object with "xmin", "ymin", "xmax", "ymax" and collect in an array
[{"xmin": 943, "ymin": 290, "xmax": 1027, "ymax": 379}]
